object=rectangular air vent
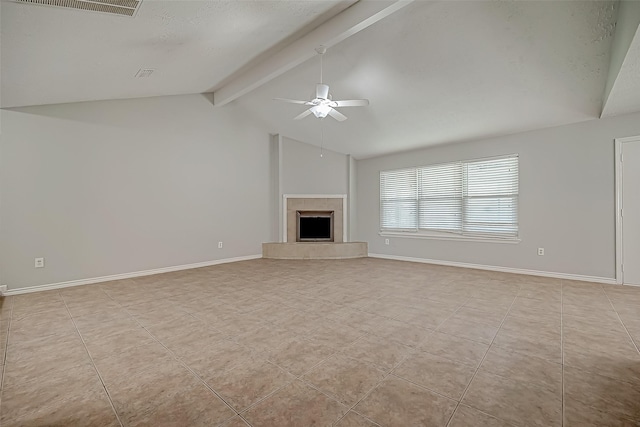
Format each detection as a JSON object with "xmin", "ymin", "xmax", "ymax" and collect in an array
[{"xmin": 12, "ymin": 0, "xmax": 142, "ymax": 17}]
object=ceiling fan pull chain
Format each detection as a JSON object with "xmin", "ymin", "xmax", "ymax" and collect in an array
[
  {"xmin": 320, "ymin": 118, "xmax": 324, "ymax": 157},
  {"xmin": 320, "ymin": 51, "xmax": 323, "ymax": 84}
]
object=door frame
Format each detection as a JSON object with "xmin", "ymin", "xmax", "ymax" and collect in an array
[{"xmin": 615, "ymin": 135, "xmax": 640, "ymax": 285}]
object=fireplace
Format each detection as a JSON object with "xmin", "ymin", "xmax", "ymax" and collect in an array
[
  {"xmin": 296, "ymin": 211, "xmax": 334, "ymax": 242},
  {"xmin": 284, "ymin": 195, "xmax": 344, "ymax": 243}
]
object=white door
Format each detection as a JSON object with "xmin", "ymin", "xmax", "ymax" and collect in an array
[{"xmin": 622, "ymin": 139, "xmax": 640, "ymax": 285}]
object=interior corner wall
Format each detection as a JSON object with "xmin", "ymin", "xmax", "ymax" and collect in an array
[
  {"xmin": 274, "ymin": 136, "xmax": 350, "ymax": 241},
  {"xmin": 356, "ymin": 111, "xmax": 640, "ymax": 280},
  {"xmin": 0, "ymin": 94, "xmax": 272, "ymax": 291},
  {"xmin": 347, "ymin": 155, "xmax": 357, "ymax": 241}
]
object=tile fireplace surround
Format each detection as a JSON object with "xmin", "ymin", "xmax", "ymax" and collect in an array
[
  {"xmin": 286, "ymin": 197, "xmax": 344, "ymax": 243},
  {"xmin": 262, "ymin": 196, "xmax": 368, "ymax": 260}
]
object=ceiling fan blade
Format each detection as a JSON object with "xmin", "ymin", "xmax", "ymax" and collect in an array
[
  {"xmin": 334, "ymin": 99, "xmax": 369, "ymax": 107},
  {"xmin": 293, "ymin": 109, "xmax": 313, "ymax": 120},
  {"xmin": 328, "ymin": 108, "xmax": 347, "ymax": 122},
  {"xmin": 274, "ymin": 98, "xmax": 309, "ymax": 105},
  {"xmin": 316, "ymin": 84, "xmax": 330, "ymax": 100}
]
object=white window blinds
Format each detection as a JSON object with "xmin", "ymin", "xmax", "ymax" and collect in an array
[
  {"xmin": 380, "ymin": 155, "xmax": 518, "ymax": 238},
  {"xmin": 380, "ymin": 168, "xmax": 417, "ymax": 230}
]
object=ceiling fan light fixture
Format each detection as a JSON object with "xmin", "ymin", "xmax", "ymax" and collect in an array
[
  {"xmin": 274, "ymin": 46, "xmax": 369, "ymax": 122},
  {"xmin": 311, "ymin": 104, "xmax": 332, "ymax": 118}
]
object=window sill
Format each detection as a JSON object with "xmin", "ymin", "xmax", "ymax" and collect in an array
[{"xmin": 379, "ymin": 231, "xmax": 521, "ymax": 244}]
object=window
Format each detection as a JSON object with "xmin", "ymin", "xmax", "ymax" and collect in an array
[{"xmin": 380, "ymin": 155, "xmax": 518, "ymax": 239}]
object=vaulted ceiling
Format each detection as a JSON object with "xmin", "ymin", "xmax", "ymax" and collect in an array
[{"xmin": 2, "ymin": 0, "xmax": 640, "ymax": 158}]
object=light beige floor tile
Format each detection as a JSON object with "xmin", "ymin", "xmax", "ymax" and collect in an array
[
  {"xmin": 341, "ymin": 334, "xmax": 412, "ymax": 372},
  {"xmin": 2, "ymin": 259, "xmax": 640, "ymax": 427},
  {"xmin": 354, "ymin": 376, "xmax": 457, "ymax": 427},
  {"xmin": 304, "ymin": 319, "xmax": 364, "ymax": 349},
  {"xmin": 436, "ymin": 316, "xmax": 499, "ymax": 344},
  {"xmin": 242, "ymin": 380, "xmax": 348, "ymax": 427},
  {"xmin": 220, "ymin": 416, "xmax": 252, "ymax": 427},
  {"xmin": 303, "ymin": 353, "xmax": 386, "ymax": 406},
  {"xmin": 479, "ymin": 346, "xmax": 562, "ymax": 395},
  {"xmin": 393, "ymin": 351, "xmax": 476, "ymax": 399},
  {"xmin": 84, "ymin": 326, "xmax": 158, "ymax": 360},
  {"xmin": 564, "ymin": 366, "xmax": 640, "ymax": 421},
  {"xmin": 563, "ymin": 346, "xmax": 640, "ymax": 385},
  {"xmin": 267, "ymin": 336, "xmax": 336, "ymax": 376},
  {"xmin": 110, "ymin": 370, "xmax": 235, "ymax": 427},
  {"xmin": 206, "ymin": 356, "xmax": 294, "ymax": 411},
  {"xmin": 462, "ymin": 371, "xmax": 562, "ymax": 427},
  {"xmin": 449, "ymin": 404, "xmax": 516, "ymax": 427},
  {"xmin": 3, "ymin": 353, "xmax": 94, "ymax": 389},
  {"xmin": 235, "ymin": 324, "xmax": 297, "ymax": 353},
  {"xmin": 367, "ymin": 317, "xmax": 433, "ymax": 348},
  {"xmin": 2, "ymin": 389, "xmax": 120, "ymax": 427},
  {"xmin": 492, "ymin": 323, "xmax": 561, "ymax": 363},
  {"xmin": 564, "ymin": 397, "xmax": 640, "ymax": 427},
  {"xmin": 180, "ymin": 339, "xmax": 256, "ymax": 378},
  {"xmin": 335, "ymin": 411, "xmax": 380, "ymax": 427},
  {"xmin": 420, "ymin": 331, "xmax": 489, "ymax": 367},
  {"xmin": 562, "ymin": 302, "xmax": 618, "ymax": 320},
  {"xmin": 508, "ymin": 296, "xmax": 561, "ymax": 321},
  {"xmin": 93, "ymin": 343, "xmax": 178, "ymax": 389},
  {"xmin": 394, "ymin": 305, "xmax": 455, "ymax": 330},
  {"xmin": 1, "ymin": 364, "xmax": 105, "ymax": 423},
  {"xmin": 453, "ymin": 306, "xmax": 506, "ymax": 327}
]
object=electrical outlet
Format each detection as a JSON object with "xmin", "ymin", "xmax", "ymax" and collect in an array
[
  {"xmin": 35, "ymin": 257, "xmax": 45, "ymax": 268},
  {"xmin": 384, "ymin": 238, "xmax": 390, "ymax": 245},
  {"xmin": 537, "ymin": 248, "xmax": 545, "ymax": 256},
  {"xmin": 0, "ymin": 285, "xmax": 7, "ymax": 295},
  {"xmin": 218, "ymin": 242, "xmax": 223, "ymax": 249}
]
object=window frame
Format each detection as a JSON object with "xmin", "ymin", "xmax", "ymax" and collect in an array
[{"xmin": 379, "ymin": 154, "xmax": 520, "ymax": 243}]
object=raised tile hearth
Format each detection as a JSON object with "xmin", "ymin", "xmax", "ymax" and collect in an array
[{"xmin": 262, "ymin": 242, "xmax": 368, "ymax": 259}]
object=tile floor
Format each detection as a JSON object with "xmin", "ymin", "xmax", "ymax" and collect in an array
[{"xmin": 1, "ymin": 258, "xmax": 640, "ymax": 426}]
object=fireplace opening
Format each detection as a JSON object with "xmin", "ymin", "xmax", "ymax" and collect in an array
[{"xmin": 297, "ymin": 211, "xmax": 334, "ymax": 242}]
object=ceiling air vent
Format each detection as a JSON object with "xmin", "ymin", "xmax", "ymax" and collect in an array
[{"xmin": 12, "ymin": 0, "xmax": 142, "ymax": 17}]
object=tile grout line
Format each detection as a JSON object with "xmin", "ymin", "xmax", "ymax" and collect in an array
[
  {"xmin": 329, "ymin": 292, "xmax": 473, "ymax": 427},
  {"xmin": 0, "ymin": 296, "xmax": 15, "ymax": 418},
  {"xmin": 444, "ymin": 289, "xmax": 521, "ymax": 427},
  {"xmin": 601, "ymin": 287, "xmax": 640, "ymax": 356},
  {"xmin": 235, "ymin": 300, "xmax": 376, "ymax": 424},
  {"xmin": 60, "ymin": 290, "xmax": 125, "ymax": 427},
  {"xmin": 99, "ymin": 288, "xmax": 243, "ymax": 427}
]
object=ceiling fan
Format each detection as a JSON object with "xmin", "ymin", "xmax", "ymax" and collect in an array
[{"xmin": 274, "ymin": 46, "xmax": 369, "ymax": 122}]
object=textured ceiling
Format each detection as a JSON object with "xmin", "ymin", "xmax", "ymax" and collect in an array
[
  {"xmin": 234, "ymin": 1, "xmax": 620, "ymax": 158},
  {"xmin": 602, "ymin": 24, "xmax": 640, "ymax": 117},
  {"xmin": 2, "ymin": 0, "xmax": 638, "ymax": 159},
  {"xmin": 0, "ymin": 0, "xmax": 354, "ymax": 107}
]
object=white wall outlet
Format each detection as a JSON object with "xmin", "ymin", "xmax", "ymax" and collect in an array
[
  {"xmin": 35, "ymin": 257, "xmax": 45, "ymax": 268},
  {"xmin": 537, "ymin": 248, "xmax": 545, "ymax": 256},
  {"xmin": 384, "ymin": 238, "xmax": 390, "ymax": 245},
  {"xmin": 218, "ymin": 242, "xmax": 223, "ymax": 249},
  {"xmin": 0, "ymin": 285, "xmax": 7, "ymax": 295}
]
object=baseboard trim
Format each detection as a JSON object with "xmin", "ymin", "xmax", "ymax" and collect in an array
[
  {"xmin": 368, "ymin": 253, "xmax": 617, "ymax": 285},
  {"xmin": 3, "ymin": 255, "xmax": 262, "ymax": 296}
]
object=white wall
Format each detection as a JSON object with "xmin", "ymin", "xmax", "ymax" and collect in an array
[
  {"xmin": 281, "ymin": 136, "xmax": 348, "ymax": 195},
  {"xmin": 0, "ymin": 94, "xmax": 272, "ymax": 291},
  {"xmin": 357, "ymin": 111, "xmax": 640, "ymax": 280}
]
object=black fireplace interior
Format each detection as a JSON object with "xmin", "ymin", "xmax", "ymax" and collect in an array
[{"xmin": 299, "ymin": 217, "xmax": 331, "ymax": 240}]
